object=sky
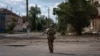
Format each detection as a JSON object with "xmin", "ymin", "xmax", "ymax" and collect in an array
[{"xmin": 0, "ymin": 0, "xmax": 65, "ymax": 22}]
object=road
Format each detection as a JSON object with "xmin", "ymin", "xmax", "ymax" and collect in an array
[
  {"xmin": 0, "ymin": 32, "xmax": 100, "ymax": 56},
  {"xmin": 0, "ymin": 39, "xmax": 100, "ymax": 56}
]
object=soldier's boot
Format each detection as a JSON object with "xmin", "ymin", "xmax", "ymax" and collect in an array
[
  {"xmin": 48, "ymin": 43, "xmax": 53, "ymax": 53},
  {"xmin": 49, "ymin": 47, "xmax": 53, "ymax": 53},
  {"xmin": 50, "ymin": 43, "xmax": 53, "ymax": 53}
]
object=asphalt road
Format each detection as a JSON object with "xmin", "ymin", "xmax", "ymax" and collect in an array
[
  {"xmin": 0, "ymin": 40, "xmax": 100, "ymax": 56},
  {"xmin": 0, "ymin": 32, "xmax": 100, "ymax": 56}
]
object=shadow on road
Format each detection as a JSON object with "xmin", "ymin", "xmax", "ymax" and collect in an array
[
  {"xmin": 6, "ymin": 45, "xmax": 27, "ymax": 47},
  {"xmin": 54, "ymin": 52, "xmax": 75, "ymax": 56}
]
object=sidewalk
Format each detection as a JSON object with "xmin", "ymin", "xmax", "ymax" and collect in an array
[{"xmin": 0, "ymin": 32, "xmax": 100, "ymax": 42}]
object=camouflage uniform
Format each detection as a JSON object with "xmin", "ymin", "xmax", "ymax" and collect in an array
[{"xmin": 47, "ymin": 25, "xmax": 56, "ymax": 53}]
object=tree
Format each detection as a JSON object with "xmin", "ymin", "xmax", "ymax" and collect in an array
[
  {"xmin": 29, "ymin": 5, "xmax": 55, "ymax": 32},
  {"xmin": 53, "ymin": 0, "xmax": 98, "ymax": 35},
  {"xmin": 38, "ymin": 15, "xmax": 54, "ymax": 31},
  {"xmin": 29, "ymin": 5, "xmax": 41, "ymax": 31},
  {"xmin": 7, "ymin": 17, "xmax": 17, "ymax": 33},
  {"xmin": 37, "ymin": 22, "xmax": 43, "ymax": 31},
  {"xmin": 53, "ymin": 2, "xmax": 70, "ymax": 35},
  {"xmin": 36, "ymin": 15, "xmax": 46, "ymax": 31},
  {"xmin": 69, "ymin": 0, "xmax": 98, "ymax": 35}
]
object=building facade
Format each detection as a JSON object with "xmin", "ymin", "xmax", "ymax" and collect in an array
[
  {"xmin": 0, "ymin": 13, "xmax": 6, "ymax": 32},
  {"xmin": 86, "ymin": 0, "xmax": 100, "ymax": 33},
  {"xmin": 0, "ymin": 8, "xmax": 23, "ymax": 32}
]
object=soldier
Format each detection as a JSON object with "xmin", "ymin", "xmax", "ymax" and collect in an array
[{"xmin": 47, "ymin": 24, "xmax": 56, "ymax": 53}]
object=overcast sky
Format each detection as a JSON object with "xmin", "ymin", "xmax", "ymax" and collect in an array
[{"xmin": 0, "ymin": 0, "xmax": 65, "ymax": 22}]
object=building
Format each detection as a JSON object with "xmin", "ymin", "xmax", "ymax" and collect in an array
[
  {"xmin": 0, "ymin": 8, "xmax": 23, "ymax": 32},
  {"xmin": 91, "ymin": 0, "xmax": 100, "ymax": 33},
  {"xmin": 84, "ymin": 0, "xmax": 100, "ymax": 33}
]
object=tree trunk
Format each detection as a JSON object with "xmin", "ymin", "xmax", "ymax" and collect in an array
[{"xmin": 75, "ymin": 28, "xmax": 82, "ymax": 36}]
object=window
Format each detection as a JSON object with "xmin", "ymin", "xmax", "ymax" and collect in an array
[{"xmin": 0, "ymin": 14, "xmax": 5, "ymax": 22}]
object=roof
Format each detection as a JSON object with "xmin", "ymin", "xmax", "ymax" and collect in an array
[{"xmin": 0, "ymin": 8, "xmax": 20, "ymax": 17}]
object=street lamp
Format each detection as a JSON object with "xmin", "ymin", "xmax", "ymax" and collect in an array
[{"xmin": 45, "ymin": 6, "xmax": 50, "ymax": 27}]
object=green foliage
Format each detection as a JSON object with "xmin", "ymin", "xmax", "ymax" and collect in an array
[
  {"xmin": 86, "ymin": 3, "xmax": 98, "ymax": 19},
  {"xmin": 38, "ymin": 15, "xmax": 54, "ymax": 30},
  {"xmin": 69, "ymin": 0, "xmax": 98, "ymax": 35},
  {"xmin": 53, "ymin": 0, "xmax": 98, "ymax": 35},
  {"xmin": 29, "ymin": 5, "xmax": 54, "ymax": 32},
  {"xmin": 67, "ymin": 24, "xmax": 75, "ymax": 33},
  {"xmin": 37, "ymin": 22, "xmax": 43, "ymax": 31},
  {"xmin": 6, "ymin": 18, "xmax": 17, "ymax": 33},
  {"xmin": 36, "ymin": 15, "xmax": 45, "ymax": 31},
  {"xmin": 29, "ymin": 6, "xmax": 54, "ymax": 32},
  {"xmin": 57, "ymin": 19, "xmax": 67, "ymax": 35},
  {"xmin": 29, "ymin": 5, "xmax": 41, "ymax": 31},
  {"xmin": 53, "ymin": 2, "xmax": 70, "ymax": 35}
]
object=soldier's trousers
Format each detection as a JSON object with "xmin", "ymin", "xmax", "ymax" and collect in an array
[{"xmin": 48, "ymin": 38, "xmax": 54, "ymax": 53}]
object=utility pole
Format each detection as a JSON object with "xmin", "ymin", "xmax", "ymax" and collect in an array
[
  {"xmin": 11, "ymin": 7, "xmax": 12, "ymax": 11},
  {"xmin": 26, "ymin": 0, "xmax": 30, "ymax": 37},
  {"xmin": 19, "ymin": 11, "xmax": 20, "ymax": 16},
  {"xmin": 47, "ymin": 8, "xmax": 50, "ymax": 27},
  {"xmin": 6, "ymin": 6, "xmax": 8, "ymax": 9},
  {"xmin": 26, "ymin": 0, "xmax": 29, "ymax": 21}
]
